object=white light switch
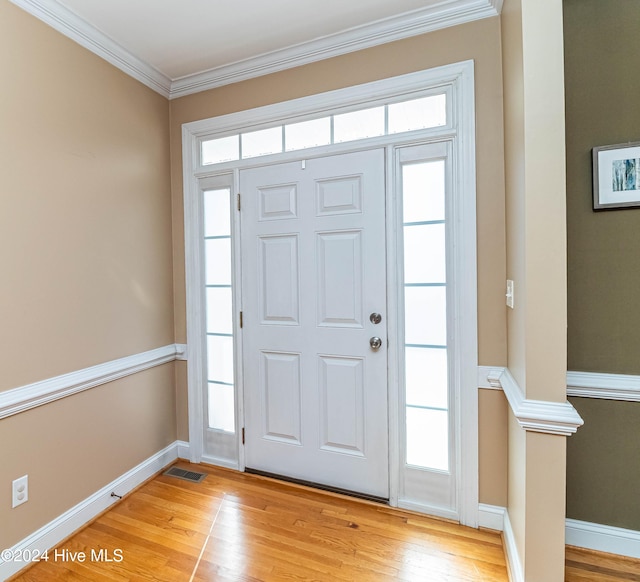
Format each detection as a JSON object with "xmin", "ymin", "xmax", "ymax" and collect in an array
[{"xmin": 506, "ymin": 280, "xmax": 514, "ymax": 309}]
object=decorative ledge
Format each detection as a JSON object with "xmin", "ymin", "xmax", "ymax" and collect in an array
[
  {"xmin": 0, "ymin": 344, "xmax": 184, "ymax": 420},
  {"xmin": 478, "ymin": 367, "xmax": 584, "ymax": 436}
]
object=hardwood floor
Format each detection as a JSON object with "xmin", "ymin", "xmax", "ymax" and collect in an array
[
  {"xmin": 11, "ymin": 463, "xmax": 507, "ymax": 581},
  {"xmin": 10, "ymin": 463, "xmax": 640, "ymax": 581},
  {"xmin": 565, "ymin": 547, "xmax": 640, "ymax": 581}
]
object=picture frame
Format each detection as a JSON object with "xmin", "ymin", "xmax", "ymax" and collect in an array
[{"xmin": 593, "ymin": 141, "xmax": 640, "ymax": 210}]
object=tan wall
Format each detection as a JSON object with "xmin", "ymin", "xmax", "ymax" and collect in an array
[
  {"xmin": 564, "ymin": 0, "xmax": 640, "ymax": 531},
  {"xmin": 0, "ymin": 0, "xmax": 176, "ymax": 548},
  {"xmin": 170, "ymin": 17, "xmax": 509, "ymax": 504},
  {"xmin": 479, "ymin": 389, "xmax": 508, "ymax": 506},
  {"xmin": 502, "ymin": 0, "xmax": 569, "ymax": 578},
  {"xmin": 0, "ymin": 1, "xmax": 174, "ymax": 391}
]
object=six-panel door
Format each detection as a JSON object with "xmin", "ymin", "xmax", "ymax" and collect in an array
[{"xmin": 240, "ymin": 149, "xmax": 389, "ymax": 498}]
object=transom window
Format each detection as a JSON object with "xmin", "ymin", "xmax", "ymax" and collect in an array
[{"xmin": 200, "ymin": 93, "xmax": 447, "ymax": 165}]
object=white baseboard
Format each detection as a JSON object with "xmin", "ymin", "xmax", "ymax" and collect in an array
[
  {"xmin": 479, "ymin": 506, "xmax": 640, "ymax": 577},
  {"xmin": 200, "ymin": 454, "xmax": 239, "ymax": 471},
  {"xmin": 0, "ymin": 441, "xmax": 180, "ymax": 580},
  {"xmin": 503, "ymin": 509, "xmax": 524, "ymax": 582},
  {"xmin": 566, "ymin": 518, "xmax": 640, "ymax": 559},
  {"xmin": 477, "ymin": 504, "xmax": 523, "ymax": 582},
  {"xmin": 177, "ymin": 440, "xmax": 190, "ymax": 459},
  {"xmin": 478, "ymin": 503, "xmax": 505, "ymax": 531}
]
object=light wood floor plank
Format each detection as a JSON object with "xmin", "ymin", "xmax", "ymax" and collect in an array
[{"xmin": 9, "ymin": 462, "xmax": 637, "ymax": 581}]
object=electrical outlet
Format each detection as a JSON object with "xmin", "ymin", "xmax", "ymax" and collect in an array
[
  {"xmin": 506, "ymin": 280, "xmax": 514, "ymax": 309},
  {"xmin": 12, "ymin": 475, "xmax": 28, "ymax": 508}
]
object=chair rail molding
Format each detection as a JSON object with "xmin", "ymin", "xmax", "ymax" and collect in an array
[
  {"xmin": 0, "ymin": 344, "xmax": 186, "ymax": 420},
  {"xmin": 477, "ymin": 366, "xmax": 584, "ymax": 436},
  {"xmin": 567, "ymin": 370, "xmax": 640, "ymax": 401}
]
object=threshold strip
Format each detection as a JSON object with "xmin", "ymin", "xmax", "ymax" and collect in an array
[{"xmin": 245, "ymin": 467, "xmax": 388, "ymax": 504}]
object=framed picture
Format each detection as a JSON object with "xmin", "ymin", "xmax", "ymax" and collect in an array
[{"xmin": 593, "ymin": 141, "xmax": 640, "ymax": 210}]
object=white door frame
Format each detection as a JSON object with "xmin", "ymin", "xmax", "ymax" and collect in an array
[{"xmin": 182, "ymin": 60, "xmax": 478, "ymax": 526}]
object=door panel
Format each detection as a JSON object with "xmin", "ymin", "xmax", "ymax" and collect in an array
[
  {"xmin": 241, "ymin": 149, "xmax": 388, "ymax": 498},
  {"xmin": 258, "ymin": 235, "xmax": 300, "ymax": 324},
  {"xmin": 260, "ymin": 351, "xmax": 302, "ymax": 444},
  {"xmin": 318, "ymin": 355, "xmax": 365, "ymax": 455},
  {"xmin": 316, "ymin": 230, "xmax": 363, "ymax": 327}
]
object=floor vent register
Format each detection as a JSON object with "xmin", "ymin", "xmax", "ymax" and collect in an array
[{"xmin": 163, "ymin": 466, "xmax": 207, "ymax": 483}]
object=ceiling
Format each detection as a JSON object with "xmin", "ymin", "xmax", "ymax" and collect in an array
[{"xmin": 11, "ymin": 0, "xmax": 501, "ymax": 98}]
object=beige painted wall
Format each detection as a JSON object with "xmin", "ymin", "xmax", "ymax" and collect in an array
[
  {"xmin": 170, "ymin": 17, "xmax": 509, "ymax": 504},
  {"xmin": 502, "ymin": 0, "xmax": 569, "ymax": 578},
  {"xmin": 0, "ymin": 0, "xmax": 176, "ymax": 548},
  {"xmin": 479, "ymin": 389, "xmax": 508, "ymax": 506},
  {"xmin": 0, "ymin": 1, "xmax": 174, "ymax": 391}
]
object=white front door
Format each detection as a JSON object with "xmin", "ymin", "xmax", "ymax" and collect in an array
[{"xmin": 240, "ymin": 149, "xmax": 388, "ymax": 498}]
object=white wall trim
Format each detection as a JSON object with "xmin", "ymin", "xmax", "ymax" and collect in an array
[
  {"xmin": 478, "ymin": 503, "xmax": 505, "ymax": 531},
  {"xmin": 8, "ymin": 0, "xmax": 171, "ymax": 98},
  {"xmin": 477, "ymin": 367, "xmax": 584, "ymax": 436},
  {"xmin": 477, "ymin": 506, "xmax": 640, "ymax": 565},
  {"xmin": 567, "ymin": 370, "xmax": 640, "ymax": 402},
  {"xmin": 10, "ymin": 0, "xmax": 501, "ymax": 100},
  {"xmin": 176, "ymin": 440, "xmax": 191, "ymax": 459},
  {"xmin": 566, "ymin": 519, "xmax": 640, "ymax": 560},
  {"xmin": 481, "ymin": 365, "xmax": 640, "ymax": 402},
  {"xmin": 175, "ymin": 343, "xmax": 188, "ymax": 361},
  {"xmin": 0, "ymin": 441, "xmax": 180, "ymax": 580},
  {"xmin": 0, "ymin": 344, "xmax": 183, "ymax": 420},
  {"xmin": 170, "ymin": 0, "xmax": 501, "ymax": 98},
  {"xmin": 503, "ymin": 509, "xmax": 524, "ymax": 582},
  {"xmin": 478, "ymin": 365, "xmax": 503, "ymax": 389}
]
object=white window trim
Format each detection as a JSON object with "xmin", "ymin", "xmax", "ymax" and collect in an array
[{"xmin": 182, "ymin": 60, "xmax": 478, "ymax": 527}]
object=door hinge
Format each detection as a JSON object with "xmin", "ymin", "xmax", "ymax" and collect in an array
[
  {"xmin": 237, "ymin": 193, "xmax": 241, "ymax": 211},
  {"xmin": 242, "ymin": 427, "xmax": 245, "ymax": 445},
  {"xmin": 239, "ymin": 311, "xmax": 243, "ymax": 328}
]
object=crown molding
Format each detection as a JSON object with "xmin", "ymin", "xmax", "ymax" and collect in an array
[
  {"xmin": 9, "ymin": 0, "xmax": 172, "ymax": 98},
  {"xmin": 9, "ymin": 0, "xmax": 501, "ymax": 101},
  {"xmin": 170, "ymin": 0, "xmax": 501, "ymax": 99},
  {"xmin": 479, "ymin": 367, "xmax": 584, "ymax": 436}
]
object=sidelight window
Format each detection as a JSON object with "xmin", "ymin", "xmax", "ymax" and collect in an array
[
  {"xmin": 401, "ymin": 159, "xmax": 449, "ymax": 472},
  {"xmin": 203, "ymin": 187, "xmax": 235, "ymax": 433}
]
